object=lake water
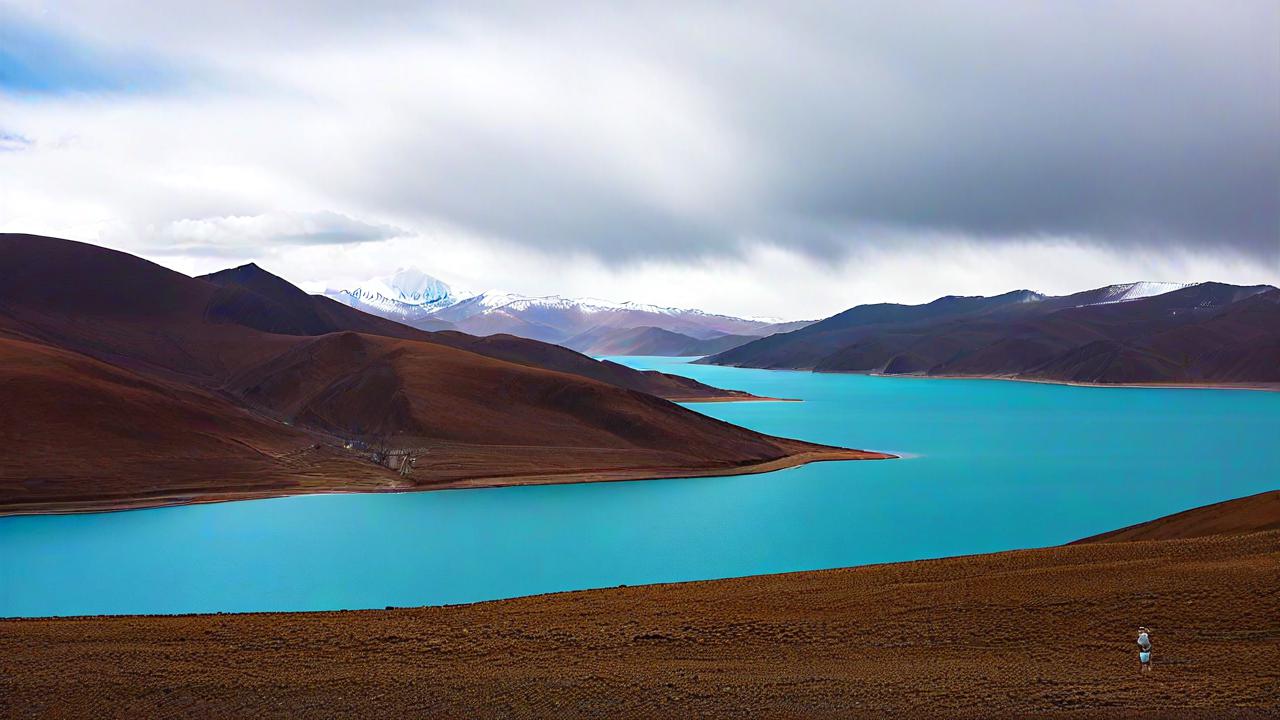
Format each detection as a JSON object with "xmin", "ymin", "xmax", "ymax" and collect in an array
[{"xmin": 2, "ymin": 357, "xmax": 1276, "ymax": 618}]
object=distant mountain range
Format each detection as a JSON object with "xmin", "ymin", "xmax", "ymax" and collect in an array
[
  {"xmin": 563, "ymin": 326, "xmax": 761, "ymax": 357},
  {"xmin": 325, "ymin": 268, "xmax": 809, "ymax": 349},
  {"xmin": 701, "ymin": 281, "xmax": 1280, "ymax": 386}
]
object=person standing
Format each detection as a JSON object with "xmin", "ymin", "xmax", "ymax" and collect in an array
[{"xmin": 1137, "ymin": 627, "xmax": 1153, "ymax": 671}]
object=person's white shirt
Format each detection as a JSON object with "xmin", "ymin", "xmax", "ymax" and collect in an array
[{"xmin": 1138, "ymin": 632, "xmax": 1151, "ymax": 651}]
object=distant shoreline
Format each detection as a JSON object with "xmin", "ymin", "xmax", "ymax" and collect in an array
[
  {"xmin": 869, "ymin": 372, "xmax": 1280, "ymax": 392},
  {"xmin": 696, "ymin": 363, "xmax": 1280, "ymax": 392}
]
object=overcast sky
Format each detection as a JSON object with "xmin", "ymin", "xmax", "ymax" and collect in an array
[{"xmin": 2, "ymin": 1, "xmax": 1276, "ymax": 319}]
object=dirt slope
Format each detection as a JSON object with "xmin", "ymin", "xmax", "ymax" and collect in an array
[
  {"xmin": 0, "ymin": 336, "xmax": 405, "ymax": 514},
  {"xmin": 425, "ymin": 330, "xmax": 763, "ymax": 400},
  {"xmin": 564, "ymin": 325, "xmax": 759, "ymax": 356},
  {"xmin": 1075, "ymin": 490, "xmax": 1280, "ymax": 543},
  {"xmin": 225, "ymin": 331, "xmax": 791, "ymax": 455}
]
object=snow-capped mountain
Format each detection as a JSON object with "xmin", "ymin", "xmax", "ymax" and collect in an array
[
  {"xmin": 324, "ymin": 267, "xmax": 809, "ymax": 342},
  {"xmin": 1077, "ymin": 281, "xmax": 1198, "ymax": 307},
  {"xmin": 325, "ymin": 268, "xmax": 471, "ymax": 330},
  {"xmin": 321, "ymin": 269, "xmax": 1227, "ymax": 357},
  {"xmin": 432, "ymin": 291, "xmax": 807, "ymax": 342},
  {"xmin": 380, "ymin": 267, "xmax": 458, "ymax": 306},
  {"xmin": 436, "ymin": 292, "xmax": 781, "ymax": 327}
]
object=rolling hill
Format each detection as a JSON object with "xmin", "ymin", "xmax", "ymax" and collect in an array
[
  {"xmin": 200, "ymin": 263, "xmax": 747, "ymax": 401},
  {"xmin": 0, "ymin": 234, "xmax": 888, "ymax": 514},
  {"xmin": 564, "ymin": 325, "xmax": 760, "ymax": 357},
  {"xmin": 702, "ymin": 282, "xmax": 1280, "ymax": 386}
]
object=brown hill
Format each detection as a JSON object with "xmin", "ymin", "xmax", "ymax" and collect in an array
[
  {"xmin": 0, "ymin": 234, "xmax": 762, "ymax": 400},
  {"xmin": 200, "ymin": 262, "xmax": 428, "ymax": 339},
  {"xmin": 199, "ymin": 256, "xmax": 759, "ymax": 401},
  {"xmin": 425, "ymin": 331, "xmax": 760, "ymax": 400},
  {"xmin": 1074, "ymin": 490, "xmax": 1280, "ymax": 543},
  {"xmin": 0, "ymin": 234, "xmax": 887, "ymax": 514},
  {"xmin": 564, "ymin": 324, "xmax": 760, "ymax": 356},
  {"xmin": 0, "ymin": 336, "xmax": 397, "ymax": 514},
  {"xmin": 225, "ymin": 330, "xmax": 789, "ymax": 457},
  {"xmin": 0, "ymin": 234, "xmax": 277, "ymax": 383},
  {"xmin": 703, "ymin": 282, "xmax": 1280, "ymax": 386}
]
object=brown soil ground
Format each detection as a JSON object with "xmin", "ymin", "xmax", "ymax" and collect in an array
[{"xmin": 3, "ymin": 499, "xmax": 1276, "ymax": 718}]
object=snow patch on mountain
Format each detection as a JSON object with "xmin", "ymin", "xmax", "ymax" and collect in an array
[
  {"xmin": 380, "ymin": 267, "xmax": 457, "ymax": 305},
  {"xmin": 324, "ymin": 268, "xmax": 808, "ymax": 340},
  {"xmin": 1083, "ymin": 282, "xmax": 1198, "ymax": 307},
  {"xmin": 435, "ymin": 291, "xmax": 777, "ymax": 323}
]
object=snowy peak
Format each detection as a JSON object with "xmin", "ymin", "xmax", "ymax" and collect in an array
[
  {"xmin": 325, "ymin": 267, "xmax": 471, "ymax": 322},
  {"xmin": 1085, "ymin": 282, "xmax": 1199, "ymax": 306},
  {"xmin": 436, "ymin": 291, "xmax": 756, "ymax": 321},
  {"xmin": 322, "ymin": 268, "xmax": 812, "ymax": 343},
  {"xmin": 383, "ymin": 267, "xmax": 455, "ymax": 305},
  {"xmin": 348, "ymin": 266, "xmax": 465, "ymax": 309}
]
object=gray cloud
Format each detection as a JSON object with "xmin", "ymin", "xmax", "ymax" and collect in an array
[
  {"xmin": 120, "ymin": 211, "xmax": 406, "ymax": 257},
  {"xmin": 740, "ymin": 3, "xmax": 1280, "ymax": 260},
  {"xmin": 5, "ymin": 0, "xmax": 1278, "ymax": 265},
  {"xmin": 322, "ymin": 2, "xmax": 1278, "ymax": 264},
  {"xmin": 0, "ymin": 131, "xmax": 32, "ymax": 152}
]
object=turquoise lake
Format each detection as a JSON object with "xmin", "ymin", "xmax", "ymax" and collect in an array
[{"xmin": 2, "ymin": 357, "xmax": 1277, "ymax": 618}]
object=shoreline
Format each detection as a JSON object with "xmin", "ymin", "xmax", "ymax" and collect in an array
[
  {"xmin": 0, "ymin": 447, "xmax": 893, "ymax": 517},
  {"xmin": 672, "ymin": 394, "xmax": 801, "ymax": 403},
  {"xmin": 881, "ymin": 372, "xmax": 1280, "ymax": 392},
  {"xmin": 8, "ymin": 490, "xmax": 1271, "ymax": 623},
  {"xmin": 710, "ymin": 363, "xmax": 1280, "ymax": 391},
  {"xmin": 5, "ymin": 522, "xmax": 1275, "ymax": 716}
]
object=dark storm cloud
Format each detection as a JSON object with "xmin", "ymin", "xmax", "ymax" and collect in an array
[
  {"xmin": 316, "ymin": 1, "xmax": 1278, "ymax": 263},
  {"xmin": 738, "ymin": 2, "xmax": 1280, "ymax": 260}
]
